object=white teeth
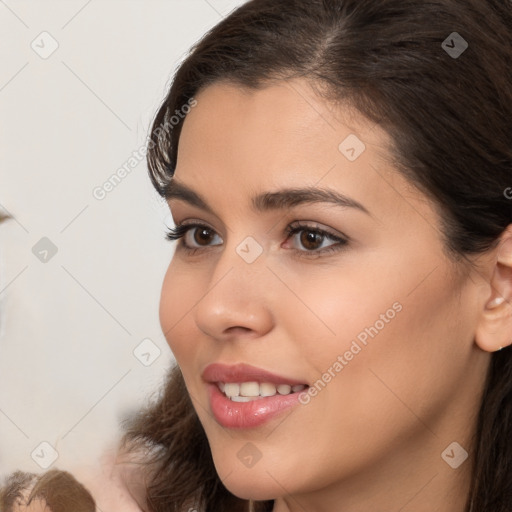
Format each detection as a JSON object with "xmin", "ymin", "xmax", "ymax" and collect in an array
[
  {"xmin": 276, "ymin": 384, "xmax": 291, "ymax": 395},
  {"xmin": 240, "ymin": 382, "xmax": 260, "ymax": 397},
  {"xmin": 217, "ymin": 381, "xmax": 307, "ymax": 400},
  {"xmin": 231, "ymin": 396, "xmax": 253, "ymax": 402},
  {"xmin": 224, "ymin": 383, "xmax": 240, "ymax": 397},
  {"xmin": 260, "ymin": 382, "xmax": 277, "ymax": 397}
]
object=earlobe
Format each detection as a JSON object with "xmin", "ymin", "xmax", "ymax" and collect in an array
[{"xmin": 474, "ymin": 227, "xmax": 512, "ymax": 353}]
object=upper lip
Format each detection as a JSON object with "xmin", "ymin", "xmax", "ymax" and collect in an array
[{"xmin": 202, "ymin": 362, "xmax": 308, "ymax": 386}]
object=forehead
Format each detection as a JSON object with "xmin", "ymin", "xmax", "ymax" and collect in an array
[
  {"xmin": 178, "ymin": 79, "xmax": 385, "ymax": 168},
  {"xmin": 173, "ymin": 80, "xmax": 424, "ymax": 221}
]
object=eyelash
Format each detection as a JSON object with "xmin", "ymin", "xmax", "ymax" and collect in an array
[{"xmin": 164, "ymin": 221, "xmax": 349, "ymax": 258}]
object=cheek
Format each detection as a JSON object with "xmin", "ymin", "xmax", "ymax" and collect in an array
[
  {"xmin": 288, "ymin": 256, "xmax": 467, "ymax": 437},
  {"xmin": 277, "ymin": 261, "xmax": 402, "ymax": 369},
  {"xmin": 158, "ymin": 261, "xmax": 198, "ymax": 359}
]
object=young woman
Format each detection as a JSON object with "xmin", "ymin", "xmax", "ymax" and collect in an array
[
  {"xmin": 116, "ymin": 0, "xmax": 512, "ymax": 511},
  {"xmin": 2, "ymin": 0, "xmax": 511, "ymax": 511}
]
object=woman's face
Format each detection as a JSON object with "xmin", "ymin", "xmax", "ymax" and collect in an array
[{"xmin": 159, "ymin": 79, "xmax": 490, "ymax": 509}]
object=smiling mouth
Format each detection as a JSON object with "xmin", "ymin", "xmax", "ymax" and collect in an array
[{"xmin": 217, "ymin": 381, "xmax": 308, "ymax": 402}]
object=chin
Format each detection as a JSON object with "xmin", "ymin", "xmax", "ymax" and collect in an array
[
  {"xmin": 211, "ymin": 456, "xmax": 287, "ymax": 501},
  {"xmin": 223, "ymin": 478, "xmax": 283, "ymax": 502}
]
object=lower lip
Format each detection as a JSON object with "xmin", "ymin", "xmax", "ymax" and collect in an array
[{"xmin": 207, "ymin": 383, "xmax": 306, "ymax": 429}]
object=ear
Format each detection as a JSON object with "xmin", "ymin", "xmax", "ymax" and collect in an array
[{"xmin": 474, "ymin": 225, "xmax": 512, "ymax": 353}]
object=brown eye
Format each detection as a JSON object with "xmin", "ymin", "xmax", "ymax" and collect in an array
[
  {"xmin": 165, "ymin": 222, "xmax": 222, "ymax": 251},
  {"xmin": 165, "ymin": 221, "xmax": 348, "ymax": 258},
  {"xmin": 285, "ymin": 222, "xmax": 349, "ymax": 257},
  {"xmin": 191, "ymin": 227, "xmax": 217, "ymax": 246},
  {"xmin": 299, "ymin": 230, "xmax": 325, "ymax": 251}
]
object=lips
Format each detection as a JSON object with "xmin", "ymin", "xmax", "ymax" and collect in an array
[
  {"xmin": 201, "ymin": 362, "xmax": 308, "ymax": 387},
  {"xmin": 202, "ymin": 362, "xmax": 310, "ymax": 429}
]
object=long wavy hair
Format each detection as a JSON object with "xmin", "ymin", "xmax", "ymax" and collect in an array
[{"xmin": 119, "ymin": 1, "xmax": 512, "ymax": 511}]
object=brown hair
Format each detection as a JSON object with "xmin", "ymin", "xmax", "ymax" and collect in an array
[
  {"xmin": 0, "ymin": 469, "xmax": 96, "ymax": 512},
  {"xmin": 120, "ymin": 0, "xmax": 512, "ymax": 511},
  {"xmin": 0, "ymin": 471, "xmax": 37, "ymax": 511}
]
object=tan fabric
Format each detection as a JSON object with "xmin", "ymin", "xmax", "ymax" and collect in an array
[{"xmin": 72, "ymin": 444, "xmax": 149, "ymax": 512}]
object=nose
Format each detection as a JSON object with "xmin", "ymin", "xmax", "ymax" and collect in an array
[{"xmin": 193, "ymin": 240, "xmax": 275, "ymax": 342}]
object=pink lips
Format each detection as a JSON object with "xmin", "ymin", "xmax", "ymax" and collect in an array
[
  {"xmin": 201, "ymin": 362, "xmax": 307, "ymax": 387},
  {"xmin": 202, "ymin": 362, "xmax": 309, "ymax": 429}
]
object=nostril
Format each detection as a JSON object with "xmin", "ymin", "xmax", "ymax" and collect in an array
[{"xmin": 223, "ymin": 326, "xmax": 255, "ymax": 337}]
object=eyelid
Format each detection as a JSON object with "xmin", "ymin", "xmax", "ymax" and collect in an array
[
  {"xmin": 285, "ymin": 220, "xmax": 348, "ymax": 241},
  {"xmin": 168, "ymin": 218, "xmax": 347, "ymax": 239}
]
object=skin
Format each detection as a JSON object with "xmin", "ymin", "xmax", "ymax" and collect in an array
[{"xmin": 159, "ymin": 78, "xmax": 512, "ymax": 512}]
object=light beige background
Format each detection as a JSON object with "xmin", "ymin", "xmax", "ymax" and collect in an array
[{"xmin": 0, "ymin": 0, "xmax": 247, "ymax": 477}]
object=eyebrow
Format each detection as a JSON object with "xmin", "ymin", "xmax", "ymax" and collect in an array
[{"xmin": 163, "ymin": 179, "xmax": 371, "ymax": 216}]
